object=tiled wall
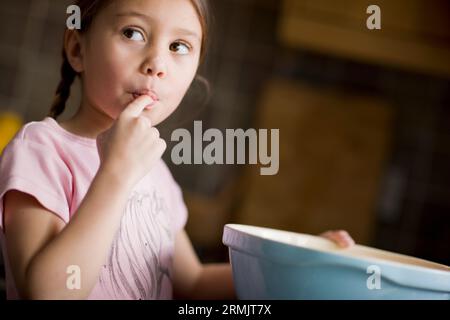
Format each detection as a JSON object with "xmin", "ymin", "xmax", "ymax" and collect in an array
[{"xmin": 0, "ymin": 1, "xmax": 74, "ymax": 120}]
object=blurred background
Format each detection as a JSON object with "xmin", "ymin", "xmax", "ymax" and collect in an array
[{"xmin": 1, "ymin": 0, "xmax": 450, "ymax": 299}]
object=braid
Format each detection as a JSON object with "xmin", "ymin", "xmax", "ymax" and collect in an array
[{"xmin": 49, "ymin": 51, "xmax": 77, "ymax": 120}]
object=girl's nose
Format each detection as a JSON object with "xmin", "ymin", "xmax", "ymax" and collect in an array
[{"xmin": 142, "ymin": 55, "xmax": 167, "ymax": 79}]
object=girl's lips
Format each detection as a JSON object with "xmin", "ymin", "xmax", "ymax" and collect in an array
[
  {"xmin": 132, "ymin": 91, "xmax": 159, "ymax": 101},
  {"xmin": 132, "ymin": 92, "xmax": 158, "ymax": 110}
]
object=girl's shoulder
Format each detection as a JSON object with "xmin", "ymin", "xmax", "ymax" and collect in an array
[
  {"xmin": 0, "ymin": 118, "xmax": 79, "ymax": 230},
  {"xmin": 12, "ymin": 117, "xmax": 57, "ymax": 143},
  {"xmin": 4, "ymin": 117, "xmax": 97, "ymax": 156},
  {"xmin": 0, "ymin": 117, "xmax": 99, "ymax": 187}
]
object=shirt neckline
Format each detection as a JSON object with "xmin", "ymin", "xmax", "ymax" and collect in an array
[{"xmin": 44, "ymin": 117, "xmax": 97, "ymax": 148}]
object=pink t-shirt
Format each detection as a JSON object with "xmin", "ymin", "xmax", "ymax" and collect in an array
[{"xmin": 0, "ymin": 117, "xmax": 188, "ymax": 300}]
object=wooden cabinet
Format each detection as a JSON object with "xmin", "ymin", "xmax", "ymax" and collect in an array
[{"xmin": 279, "ymin": 0, "xmax": 450, "ymax": 77}]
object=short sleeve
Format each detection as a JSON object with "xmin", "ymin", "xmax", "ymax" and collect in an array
[{"xmin": 0, "ymin": 139, "xmax": 72, "ymax": 231}]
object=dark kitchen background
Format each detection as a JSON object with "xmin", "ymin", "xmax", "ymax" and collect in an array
[{"xmin": 1, "ymin": 0, "xmax": 449, "ymax": 299}]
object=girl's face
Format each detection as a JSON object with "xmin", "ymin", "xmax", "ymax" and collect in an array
[{"xmin": 78, "ymin": 0, "xmax": 203, "ymax": 126}]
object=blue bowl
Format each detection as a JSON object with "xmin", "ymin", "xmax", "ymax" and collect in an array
[{"xmin": 222, "ymin": 224, "xmax": 450, "ymax": 300}]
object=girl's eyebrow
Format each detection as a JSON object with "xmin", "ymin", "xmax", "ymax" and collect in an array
[
  {"xmin": 172, "ymin": 27, "xmax": 201, "ymax": 41},
  {"xmin": 115, "ymin": 11, "xmax": 201, "ymax": 41}
]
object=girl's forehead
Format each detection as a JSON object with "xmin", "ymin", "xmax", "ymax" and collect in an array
[{"xmin": 105, "ymin": 0, "xmax": 202, "ymax": 32}]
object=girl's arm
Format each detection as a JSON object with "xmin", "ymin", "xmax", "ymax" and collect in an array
[
  {"xmin": 190, "ymin": 263, "xmax": 236, "ymax": 300},
  {"xmin": 173, "ymin": 230, "xmax": 236, "ymax": 300},
  {"xmin": 4, "ymin": 165, "xmax": 134, "ymax": 300}
]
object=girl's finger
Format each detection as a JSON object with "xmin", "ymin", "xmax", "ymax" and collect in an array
[
  {"xmin": 122, "ymin": 95, "xmax": 154, "ymax": 118},
  {"xmin": 320, "ymin": 230, "xmax": 355, "ymax": 248}
]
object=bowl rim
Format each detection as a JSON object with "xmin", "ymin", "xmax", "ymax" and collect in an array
[{"xmin": 223, "ymin": 224, "xmax": 450, "ymax": 275}]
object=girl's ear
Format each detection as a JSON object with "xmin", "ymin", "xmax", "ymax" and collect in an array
[{"xmin": 64, "ymin": 29, "xmax": 84, "ymax": 73}]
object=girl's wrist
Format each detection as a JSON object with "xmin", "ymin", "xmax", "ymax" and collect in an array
[{"xmin": 97, "ymin": 162, "xmax": 136, "ymax": 192}]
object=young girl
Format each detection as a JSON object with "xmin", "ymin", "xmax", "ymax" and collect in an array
[{"xmin": 0, "ymin": 0, "xmax": 355, "ymax": 300}]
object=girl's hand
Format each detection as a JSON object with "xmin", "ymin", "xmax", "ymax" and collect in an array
[
  {"xmin": 319, "ymin": 230, "xmax": 355, "ymax": 248},
  {"xmin": 96, "ymin": 95, "xmax": 167, "ymax": 187}
]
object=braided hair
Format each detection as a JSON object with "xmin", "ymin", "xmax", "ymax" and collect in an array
[{"xmin": 48, "ymin": 52, "xmax": 77, "ymax": 119}]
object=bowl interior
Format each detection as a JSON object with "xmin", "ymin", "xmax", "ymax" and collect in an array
[{"xmin": 226, "ymin": 224, "xmax": 450, "ymax": 272}]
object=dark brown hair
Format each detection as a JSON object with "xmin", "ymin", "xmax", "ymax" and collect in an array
[{"xmin": 49, "ymin": 0, "xmax": 210, "ymax": 119}]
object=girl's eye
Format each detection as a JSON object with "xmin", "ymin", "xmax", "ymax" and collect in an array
[
  {"xmin": 123, "ymin": 28, "xmax": 145, "ymax": 42},
  {"xmin": 170, "ymin": 42, "xmax": 190, "ymax": 55}
]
